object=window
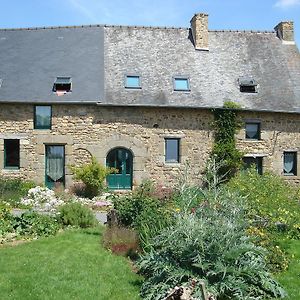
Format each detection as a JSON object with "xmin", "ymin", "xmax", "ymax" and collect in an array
[
  {"xmin": 34, "ymin": 106, "xmax": 52, "ymax": 129},
  {"xmin": 53, "ymin": 77, "xmax": 72, "ymax": 94},
  {"xmin": 239, "ymin": 78, "xmax": 257, "ymax": 93},
  {"xmin": 173, "ymin": 77, "xmax": 190, "ymax": 91},
  {"xmin": 243, "ymin": 157, "xmax": 263, "ymax": 175},
  {"xmin": 245, "ymin": 122, "xmax": 260, "ymax": 140},
  {"xmin": 165, "ymin": 138, "xmax": 180, "ymax": 163},
  {"xmin": 4, "ymin": 139, "xmax": 20, "ymax": 169},
  {"xmin": 283, "ymin": 152, "xmax": 297, "ymax": 176},
  {"xmin": 125, "ymin": 75, "xmax": 141, "ymax": 89}
]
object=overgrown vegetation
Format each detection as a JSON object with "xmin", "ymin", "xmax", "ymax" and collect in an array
[
  {"xmin": 0, "ymin": 177, "xmax": 35, "ymax": 207},
  {"xmin": 111, "ymin": 180, "xmax": 174, "ymax": 251},
  {"xmin": 138, "ymin": 184, "xmax": 286, "ymax": 299},
  {"xmin": 227, "ymin": 169, "xmax": 300, "ymax": 272},
  {"xmin": 71, "ymin": 157, "xmax": 112, "ymax": 198},
  {"xmin": 211, "ymin": 101, "xmax": 243, "ymax": 180}
]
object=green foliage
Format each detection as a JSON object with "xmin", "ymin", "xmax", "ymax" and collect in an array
[
  {"xmin": 112, "ymin": 180, "xmax": 173, "ymax": 251},
  {"xmin": 228, "ymin": 169, "xmax": 300, "ymax": 239},
  {"xmin": 58, "ymin": 202, "xmax": 97, "ymax": 228},
  {"xmin": 0, "ymin": 177, "xmax": 35, "ymax": 207},
  {"xmin": 211, "ymin": 101, "xmax": 243, "ymax": 180},
  {"xmin": 71, "ymin": 157, "xmax": 112, "ymax": 198},
  {"xmin": 13, "ymin": 211, "xmax": 60, "ymax": 237},
  {"xmin": 0, "ymin": 204, "xmax": 14, "ymax": 236},
  {"xmin": 138, "ymin": 187, "xmax": 286, "ymax": 300},
  {"xmin": 228, "ymin": 169, "xmax": 300, "ymax": 272}
]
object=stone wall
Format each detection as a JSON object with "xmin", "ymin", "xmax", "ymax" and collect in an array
[{"xmin": 0, "ymin": 104, "xmax": 300, "ymax": 188}]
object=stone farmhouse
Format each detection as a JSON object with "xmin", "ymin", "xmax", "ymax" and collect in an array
[{"xmin": 0, "ymin": 13, "xmax": 299, "ymax": 190}]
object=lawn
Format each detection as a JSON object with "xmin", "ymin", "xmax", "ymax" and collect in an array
[
  {"xmin": 276, "ymin": 239, "xmax": 300, "ymax": 300},
  {"xmin": 0, "ymin": 227, "xmax": 142, "ymax": 300}
]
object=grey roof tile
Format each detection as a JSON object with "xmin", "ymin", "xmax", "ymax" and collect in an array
[{"xmin": 0, "ymin": 26, "xmax": 104, "ymax": 103}]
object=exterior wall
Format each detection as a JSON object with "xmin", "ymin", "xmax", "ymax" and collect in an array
[
  {"xmin": 0, "ymin": 104, "xmax": 213, "ymax": 188},
  {"xmin": 1, "ymin": 104, "xmax": 300, "ymax": 188}
]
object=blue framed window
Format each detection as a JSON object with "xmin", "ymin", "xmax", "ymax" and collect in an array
[
  {"xmin": 125, "ymin": 75, "xmax": 141, "ymax": 89},
  {"xmin": 34, "ymin": 106, "xmax": 52, "ymax": 129},
  {"xmin": 165, "ymin": 138, "xmax": 180, "ymax": 163},
  {"xmin": 173, "ymin": 77, "xmax": 190, "ymax": 91},
  {"xmin": 4, "ymin": 139, "xmax": 20, "ymax": 169}
]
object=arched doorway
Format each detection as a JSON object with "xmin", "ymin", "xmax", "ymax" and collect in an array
[{"xmin": 106, "ymin": 148, "xmax": 133, "ymax": 190}]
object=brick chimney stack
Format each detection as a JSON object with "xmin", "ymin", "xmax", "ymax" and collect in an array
[
  {"xmin": 274, "ymin": 21, "xmax": 295, "ymax": 44},
  {"xmin": 190, "ymin": 13, "xmax": 209, "ymax": 51}
]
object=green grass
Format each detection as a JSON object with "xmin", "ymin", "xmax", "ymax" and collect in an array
[
  {"xmin": 276, "ymin": 240, "xmax": 300, "ymax": 300},
  {"xmin": 0, "ymin": 227, "xmax": 142, "ymax": 300}
]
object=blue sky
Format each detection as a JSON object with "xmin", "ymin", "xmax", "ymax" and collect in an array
[{"xmin": 0, "ymin": 0, "xmax": 299, "ymax": 46}]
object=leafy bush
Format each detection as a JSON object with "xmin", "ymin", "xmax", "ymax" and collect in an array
[
  {"xmin": 13, "ymin": 211, "xmax": 60, "ymax": 237},
  {"xmin": 0, "ymin": 204, "xmax": 14, "ymax": 236},
  {"xmin": 112, "ymin": 181, "xmax": 173, "ymax": 251},
  {"xmin": 138, "ymin": 187, "xmax": 286, "ymax": 300},
  {"xmin": 58, "ymin": 202, "xmax": 97, "ymax": 228},
  {"xmin": 71, "ymin": 157, "xmax": 112, "ymax": 198},
  {"xmin": 0, "ymin": 177, "xmax": 35, "ymax": 207}
]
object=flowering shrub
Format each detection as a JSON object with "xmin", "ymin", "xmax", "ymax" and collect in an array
[
  {"xmin": 21, "ymin": 186, "xmax": 64, "ymax": 213},
  {"xmin": 71, "ymin": 157, "xmax": 112, "ymax": 198}
]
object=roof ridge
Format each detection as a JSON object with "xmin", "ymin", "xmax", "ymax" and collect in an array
[{"xmin": 0, "ymin": 24, "xmax": 275, "ymax": 33}]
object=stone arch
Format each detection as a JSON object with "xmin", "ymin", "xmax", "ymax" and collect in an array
[
  {"xmin": 73, "ymin": 147, "xmax": 93, "ymax": 166},
  {"xmin": 85, "ymin": 134, "xmax": 149, "ymax": 187}
]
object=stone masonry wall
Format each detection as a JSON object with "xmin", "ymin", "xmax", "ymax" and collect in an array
[{"xmin": 0, "ymin": 104, "xmax": 300, "ymax": 188}]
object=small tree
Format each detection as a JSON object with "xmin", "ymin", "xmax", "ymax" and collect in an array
[{"xmin": 71, "ymin": 157, "xmax": 112, "ymax": 198}]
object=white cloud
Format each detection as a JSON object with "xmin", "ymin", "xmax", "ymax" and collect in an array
[{"xmin": 275, "ymin": 0, "xmax": 300, "ymax": 8}]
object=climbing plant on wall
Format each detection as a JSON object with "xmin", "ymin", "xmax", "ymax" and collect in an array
[{"xmin": 211, "ymin": 101, "xmax": 243, "ymax": 180}]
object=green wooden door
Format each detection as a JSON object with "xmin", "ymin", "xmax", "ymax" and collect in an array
[
  {"xmin": 106, "ymin": 148, "xmax": 133, "ymax": 190},
  {"xmin": 45, "ymin": 145, "xmax": 65, "ymax": 189}
]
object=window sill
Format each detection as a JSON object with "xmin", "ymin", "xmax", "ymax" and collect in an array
[
  {"xmin": 125, "ymin": 86, "xmax": 142, "ymax": 90},
  {"xmin": 164, "ymin": 162, "xmax": 181, "ymax": 167},
  {"xmin": 243, "ymin": 139, "xmax": 263, "ymax": 142},
  {"xmin": 173, "ymin": 89, "xmax": 191, "ymax": 92},
  {"xmin": 283, "ymin": 174, "xmax": 297, "ymax": 178},
  {"xmin": 2, "ymin": 168, "xmax": 20, "ymax": 172}
]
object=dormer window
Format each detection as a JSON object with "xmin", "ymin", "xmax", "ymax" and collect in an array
[
  {"xmin": 239, "ymin": 78, "xmax": 257, "ymax": 93},
  {"xmin": 53, "ymin": 77, "xmax": 72, "ymax": 95},
  {"xmin": 173, "ymin": 77, "xmax": 190, "ymax": 91},
  {"xmin": 125, "ymin": 75, "xmax": 141, "ymax": 89}
]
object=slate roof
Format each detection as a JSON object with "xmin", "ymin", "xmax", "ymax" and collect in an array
[
  {"xmin": 0, "ymin": 26, "xmax": 104, "ymax": 103},
  {"xmin": 0, "ymin": 23, "xmax": 299, "ymax": 113}
]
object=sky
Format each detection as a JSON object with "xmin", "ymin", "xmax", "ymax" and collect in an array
[{"xmin": 0, "ymin": 0, "xmax": 299, "ymax": 46}]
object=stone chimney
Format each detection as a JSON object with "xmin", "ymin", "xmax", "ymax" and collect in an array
[
  {"xmin": 274, "ymin": 21, "xmax": 295, "ymax": 44},
  {"xmin": 190, "ymin": 13, "xmax": 209, "ymax": 51}
]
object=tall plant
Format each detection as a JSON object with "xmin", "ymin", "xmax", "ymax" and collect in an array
[{"xmin": 211, "ymin": 101, "xmax": 243, "ymax": 180}]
